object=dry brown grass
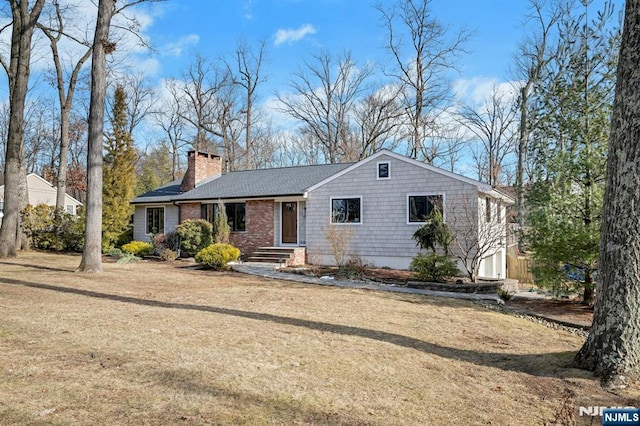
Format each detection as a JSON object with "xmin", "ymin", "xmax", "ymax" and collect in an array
[{"xmin": 0, "ymin": 252, "xmax": 637, "ymax": 425}]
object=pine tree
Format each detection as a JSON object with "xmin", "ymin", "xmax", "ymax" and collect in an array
[
  {"xmin": 102, "ymin": 86, "xmax": 137, "ymax": 249},
  {"xmin": 526, "ymin": 1, "xmax": 619, "ymax": 305}
]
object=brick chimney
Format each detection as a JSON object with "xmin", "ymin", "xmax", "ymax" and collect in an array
[{"xmin": 180, "ymin": 151, "xmax": 222, "ymax": 192}]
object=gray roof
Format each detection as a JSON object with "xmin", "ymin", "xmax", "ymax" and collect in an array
[
  {"xmin": 131, "ymin": 178, "xmax": 183, "ymax": 204},
  {"xmin": 132, "ymin": 163, "xmax": 353, "ymax": 204}
]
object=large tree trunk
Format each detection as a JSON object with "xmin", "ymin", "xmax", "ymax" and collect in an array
[
  {"xmin": 0, "ymin": 0, "xmax": 45, "ymax": 258},
  {"xmin": 574, "ymin": 0, "xmax": 640, "ymax": 388},
  {"xmin": 56, "ymin": 109, "xmax": 70, "ymax": 211},
  {"xmin": 78, "ymin": 0, "xmax": 115, "ymax": 273}
]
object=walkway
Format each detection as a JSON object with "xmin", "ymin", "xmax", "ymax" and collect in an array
[
  {"xmin": 231, "ymin": 262, "xmax": 503, "ymax": 303},
  {"xmin": 231, "ymin": 262, "xmax": 591, "ymax": 331}
]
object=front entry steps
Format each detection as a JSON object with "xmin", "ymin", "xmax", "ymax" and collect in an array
[{"xmin": 246, "ymin": 247, "xmax": 306, "ymax": 267}]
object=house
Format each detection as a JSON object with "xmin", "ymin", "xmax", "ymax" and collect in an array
[
  {"xmin": 0, "ymin": 173, "xmax": 83, "ymax": 222},
  {"xmin": 131, "ymin": 150, "xmax": 514, "ymax": 278}
]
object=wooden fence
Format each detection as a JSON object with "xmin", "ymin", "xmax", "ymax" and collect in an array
[{"xmin": 507, "ymin": 254, "xmax": 534, "ymax": 284}]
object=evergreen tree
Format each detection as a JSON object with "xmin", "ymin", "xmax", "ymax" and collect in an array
[
  {"xmin": 102, "ymin": 86, "xmax": 137, "ymax": 249},
  {"xmin": 526, "ymin": 1, "xmax": 619, "ymax": 305}
]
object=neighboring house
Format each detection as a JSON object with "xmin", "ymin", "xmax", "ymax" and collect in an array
[
  {"xmin": 131, "ymin": 150, "xmax": 514, "ymax": 278},
  {"xmin": 0, "ymin": 173, "xmax": 83, "ymax": 222}
]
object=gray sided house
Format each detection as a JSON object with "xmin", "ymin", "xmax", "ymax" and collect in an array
[{"xmin": 132, "ymin": 150, "xmax": 513, "ymax": 278}]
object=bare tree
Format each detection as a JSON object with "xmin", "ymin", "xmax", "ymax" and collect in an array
[
  {"xmin": 352, "ymin": 85, "xmax": 404, "ymax": 159},
  {"xmin": 79, "ymin": 0, "xmax": 162, "ymax": 273},
  {"xmin": 512, "ymin": 0, "xmax": 563, "ymax": 237},
  {"xmin": 109, "ymin": 72, "xmax": 157, "ymax": 135},
  {"xmin": 153, "ymin": 89, "xmax": 187, "ymax": 179},
  {"xmin": 0, "ymin": 0, "xmax": 46, "ymax": 258},
  {"xmin": 277, "ymin": 50, "xmax": 374, "ymax": 163},
  {"xmin": 228, "ymin": 38, "xmax": 267, "ymax": 169},
  {"xmin": 449, "ymin": 197, "xmax": 507, "ymax": 283},
  {"xmin": 79, "ymin": 0, "xmax": 115, "ymax": 273},
  {"xmin": 176, "ymin": 53, "xmax": 231, "ymax": 152},
  {"xmin": 376, "ymin": 0, "xmax": 469, "ymax": 162},
  {"xmin": 456, "ymin": 85, "xmax": 518, "ymax": 186}
]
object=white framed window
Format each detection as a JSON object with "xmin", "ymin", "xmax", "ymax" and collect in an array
[
  {"xmin": 377, "ymin": 161, "xmax": 390, "ymax": 180},
  {"xmin": 330, "ymin": 196, "xmax": 362, "ymax": 224},
  {"xmin": 407, "ymin": 194, "xmax": 444, "ymax": 224},
  {"xmin": 146, "ymin": 207, "xmax": 165, "ymax": 234},
  {"xmin": 66, "ymin": 205, "xmax": 74, "ymax": 215}
]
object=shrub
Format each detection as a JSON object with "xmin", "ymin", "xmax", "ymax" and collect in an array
[
  {"xmin": 336, "ymin": 255, "xmax": 369, "ymax": 280},
  {"xmin": 497, "ymin": 288, "xmax": 515, "ymax": 302},
  {"xmin": 410, "ymin": 252, "xmax": 459, "ymax": 282},
  {"xmin": 195, "ymin": 243, "xmax": 240, "ymax": 270},
  {"xmin": 213, "ymin": 200, "xmax": 230, "ymax": 244},
  {"xmin": 152, "ymin": 232, "xmax": 179, "ymax": 254},
  {"xmin": 121, "ymin": 241, "xmax": 153, "ymax": 257},
  {"xmin": 22, "ymin": 204, "xmax": 84, "ymax": 252},
  {"xmin": 117, "ymin": 253, "xmax": 141, "ymax": 264},
  {"xmin": 176, "ymin": 219, "xmax": 213, "ymax": 257},
  {"xmin": 159, "ymin": 248, "xmax": 178, "ymax": 262},
  {"xmin": 107, "ymin": 247, "xmax": 123, "ymax": 258}
]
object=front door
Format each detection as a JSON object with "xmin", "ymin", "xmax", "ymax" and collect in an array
[{"xmin": 282, "ymin": 202, "xmax": 298, "ymax": 244}]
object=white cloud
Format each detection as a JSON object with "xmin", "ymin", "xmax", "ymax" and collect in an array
[
  {"xmin": 274, "ymin": 24, "xmax": 316, "ymax": 46},
  {"xmin": 161, "ymin": 34, "xmax": 200, "ymax": 57},
  {"xmin": 454, "ymin": 76, "xmax": 517, "ymax": 105}
]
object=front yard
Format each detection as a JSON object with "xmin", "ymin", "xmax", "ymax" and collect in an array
[{"xmin": 0, "ymin": 252, "xmax": 637, "ymax": 425}]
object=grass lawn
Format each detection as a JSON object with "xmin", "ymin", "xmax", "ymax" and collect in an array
[{"xmin": 0, "ymin": 252, "xmax": 637, "ymax": 425}]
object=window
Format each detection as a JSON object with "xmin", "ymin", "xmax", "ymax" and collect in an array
[
  {"xmin": 496, "ymin": 202, "xmax": 502, "ymax": 222},
  {"xmin": 408, "ymin": 194, "xmax": 444, "ymax": 223},
  {"xmin": 147, "ymin": 207, "xmax": 165, "ymax": 234},
  {"xmin": 66, "ymin": 205, "xmax": 74, "ymax": 215},
  {"xmin": 202, "ymin": 202, "xmax": 245, "ymax": 232},
  {"xmin": 201, "ymin": 203, "xmax": 215, "ymax": 223},
  {"xmin": 226, "ymin": 203, "xmax": 246, "ymax": 232},
  {"xmin": 377, "ymin": 162, "xmax": 390, "ymax": 179},
  {"xmin": 485, "ymin": 197, "xmax": 491, "ymax": 222},
  {"xmin": 331, "ymin": 197, "xmax": 361, "ymax": 224}
]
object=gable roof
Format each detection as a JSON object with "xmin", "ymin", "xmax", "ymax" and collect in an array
[
  {"xmin": 131, "ymin": 178, "xmax": 183, "ymax": 204},
  {"xmin": 305, "ymin": 149, "xmax": 515, "ymax": 204},
  {"xmin": 0, "ymin": 173, "xmax": 83, "ymax": 205},
  {"xmin": 132, "ymin": 163, "xmax": 353, "ymax": 204}
]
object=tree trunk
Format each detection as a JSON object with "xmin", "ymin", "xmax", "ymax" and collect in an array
[
  {"xmin": 56, "ymin": 108, "xmax": 71, "ymax": 211},
  {"xmin": 78, "ymin": 0, "xmax": 115, "ymax": 273},
  {"xmin": 0, "ymin": 0, "xmax": 45, "ymax": 258},
  {"xmin": 582, "ymin": 269, "xmax": 594, "ymax": 306},
  {"xmin": 574, "ymin": 0, "xmax": 640, "ymax": 388}
]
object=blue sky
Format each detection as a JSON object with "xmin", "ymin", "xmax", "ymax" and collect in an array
[{"xmin": 139, "ymin": 0, "xmax": 542, "ymax": 92}]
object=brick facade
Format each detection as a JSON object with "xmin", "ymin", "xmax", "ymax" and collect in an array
[
  {"xmin": 180, "ymin": 203, "xmax": 201, "ymax": 222},
  {"xmin": 229, "ymin": 200, "xmax": 274, "ymax": 258},
  {"xmin": 179, "ymin": 199, "xmax": 274, "ymax": 258},
  {"xmin": 180, "ymin": 151, "xmax": 222, "ymax": 192}
]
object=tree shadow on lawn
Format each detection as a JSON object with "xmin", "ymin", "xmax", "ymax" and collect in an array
[
  {"xmin": 0, "ymin": 276, "xmax": 583, "ymax": 379},
  {"xmin": 0, "ymin": 261, "xmax": 74, "ymax": 273},
  {"xmin": 146, "ymin": 367, "xmax": 370, "ymax": 425}
]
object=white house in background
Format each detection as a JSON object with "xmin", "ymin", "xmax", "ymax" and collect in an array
[
  {"xmin": 131, "ymin": 149, "xmax": 514, "ymax": 278},
  {"xmin": 0, "ymin": 173, "xmax": 83, "ymax": 221}
]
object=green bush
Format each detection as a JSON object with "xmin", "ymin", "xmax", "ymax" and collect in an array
[
  {"xmin": 121, "ymin": 241, "xmax": 153, "ymax": 256},
  {"xmin": 176, "ymin": 219, "xmax": 213, "ymax": 257},
  {"xmin": 22, "ymin": 204, "xmax": 84, "ymax": 252},
  {"xmin": 410, "ymin": 252, "xmax": 459, "ymax": 282},
  {"xmin": 195, "ymin": 243, "xmax": 240, "ymax": 270}
]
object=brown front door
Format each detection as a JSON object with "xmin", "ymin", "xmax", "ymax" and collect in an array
[{"xmin": 282, "ymin": 202, "xmax": 298, "ymax": 244}]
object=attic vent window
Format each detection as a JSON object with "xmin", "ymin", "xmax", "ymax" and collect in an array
[{"xmin": 377, "ymin": 162, "xmax": 390, "ymax": 179}]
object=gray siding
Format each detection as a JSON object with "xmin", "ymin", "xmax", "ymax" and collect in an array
[
  {"xmin": 305, "ymin": 154, "xmax": 478, "ymax": 269},
  {"xmin": 133, "ymin": 204, "xmax": 180, "ymax": 242}
]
